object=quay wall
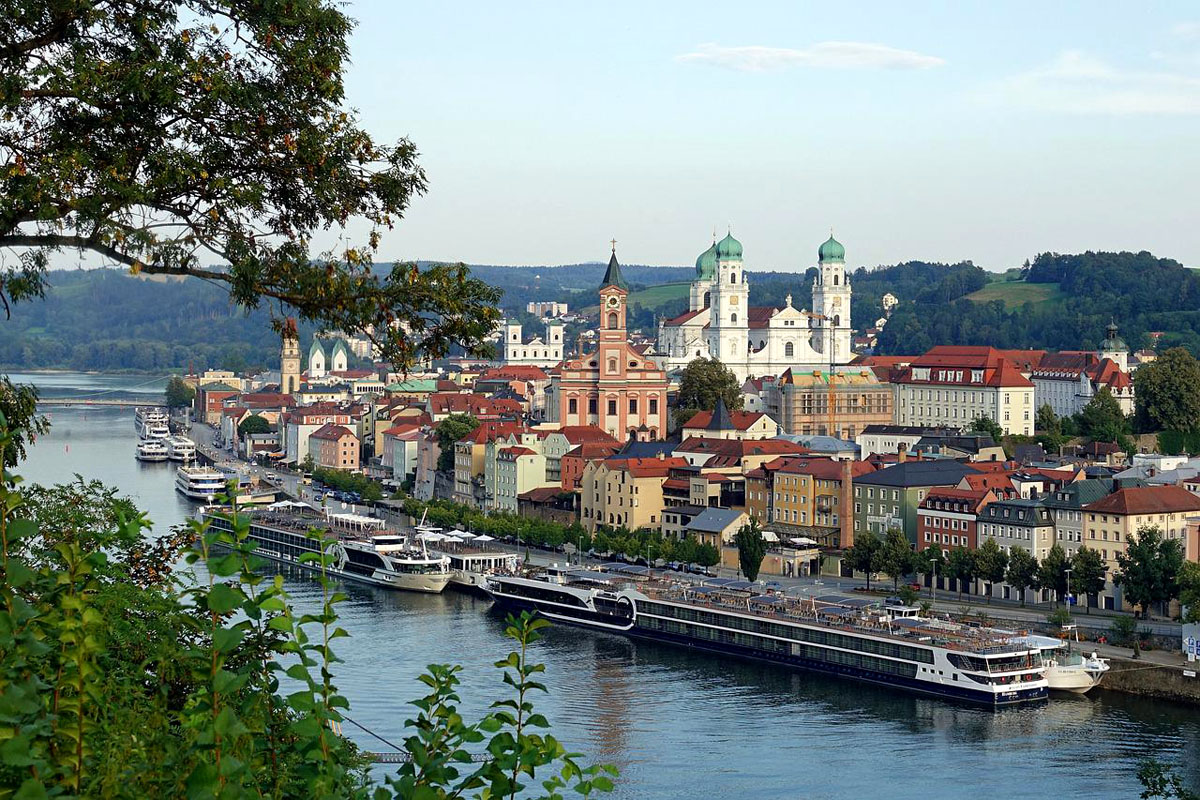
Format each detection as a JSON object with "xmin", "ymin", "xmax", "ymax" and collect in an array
[{"xmin": 1099, "ymin": 657, "xmax": 1200, "ymax": 706}]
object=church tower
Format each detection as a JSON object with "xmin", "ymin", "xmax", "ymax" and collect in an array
[
  {"xmin": 708, "ymin": 232, "xmax": 749, "ymax": 363},
  {"xmin": 280, "ymin": 317, "xmax": 301, "ymax": 395},
  {"xmin": 689, "ymin": 239, "xmax": 717, "ymax": 311},
  {"xmin": 811, "ymin": 234, "xmax": 852, "ymax": 363},
  {"xmin": 1099, "ymin": 321, "xmax": 1129, "ymax": 371}
]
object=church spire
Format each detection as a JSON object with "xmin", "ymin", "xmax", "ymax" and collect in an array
[{"xmin": 600, "ymin": 245, "xmax": 629, "ymax": 291}]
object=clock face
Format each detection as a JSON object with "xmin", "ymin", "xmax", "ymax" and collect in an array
[{"xmin": 607, "ymin": 296, "xmax": 621, "ymax": 307}]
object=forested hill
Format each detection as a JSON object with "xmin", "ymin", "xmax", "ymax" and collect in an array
[
  {"xmin": 875, "ymin": 251, "xmax": 1200, "ymax": 356},
  {"xmin": 0, "ymin": 251, "xmax": 1193, "ymax": 372}
]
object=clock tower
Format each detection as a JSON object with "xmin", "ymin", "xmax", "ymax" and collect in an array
[{"xmin": 598, "ymin": 244, "xmax": 628, "ymax": 343}]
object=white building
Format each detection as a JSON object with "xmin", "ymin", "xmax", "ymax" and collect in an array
[
  {"xmin": 502, "ymin": 319, "xmax": 564, "ymax": 368},
  {"xmin": 892, "ymin": 347, "xmax": 1035, "ymax": 436},
  {"xmin": 1030, "ymin": 324, "xmax": 1134, "ymax": 417},
  {"xmin": 657, "ymin": 233, "xmax": 853, "ymax": 382}
]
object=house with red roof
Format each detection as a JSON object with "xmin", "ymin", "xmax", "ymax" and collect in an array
[
  {"xmin": 917, "ymin": 488, "xmax": 997, "ymax": 553},
  {"xmin": 680, "ymin": 397, "xmax": 779, "ymax": 441},
  {"xmin": 1031, "ymin": 326, "xmax": 1134, "ymax": 418},
  {"xmin": 891, "ymin": 346, "xmax": 1035, "ymax": 435},
  {"xmin": 1083, "ymin": 485, "xmax": 1200, "ymax": 580},
  {"xmin": 580, "ymin": 453, "xmax": 690, "ymax": 532},
  {"xmin": 309, "ymin": 423, "xmax": 359, "ymax": 471}
]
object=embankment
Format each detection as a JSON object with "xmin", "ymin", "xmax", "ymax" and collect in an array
[{"xmin": 1099, "ymin": 657, "xmax": 1200, "ymax": 705}]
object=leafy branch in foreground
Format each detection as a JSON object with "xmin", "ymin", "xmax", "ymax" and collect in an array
[
  {"xmin": 0, "ymin": 0, "xmax": 500, "ymax": 366},
  {"xmin": 0, "ymin": 412, "xmax": 614, "ymax": 798},
  {"xmin": 1139, "ymin": 759, "xmax": 1199, "ymax": 800}
]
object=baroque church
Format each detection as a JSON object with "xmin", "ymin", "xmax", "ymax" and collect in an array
[{"xmin": 657, "ymin": 233, "xmax": 854, "ymax": 381}]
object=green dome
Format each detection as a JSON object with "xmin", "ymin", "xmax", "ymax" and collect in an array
[
  {"xmin": 1099, "ymin": 322, "xmax": 1127, "ymax": 352},
  {"xmin": 695, "ymin": 243, "xmax": 717, "ymax": 280},
  {"xmin": 818, "ymin": 235, "xmax": 845, "ymax": 262},
  {"xmin": 715, "ymin": 232, "xmax": 743, "ymax": 260}
]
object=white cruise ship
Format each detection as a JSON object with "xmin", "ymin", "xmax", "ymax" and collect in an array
[
  {"xmin": 135, "ymin": 407, "xmax": 171, "ymax": 439},
  {"xmin": 167, "ymin": 436, "xmax": 196, "ymax": 461},
  {"xmin": 175, "ymin": 466, "xmax": 228, "ymax": 502},
  {"xmin": 203, "ymin": 508, "xmax": 452, "ymax": 593},
  {"xmin": 135, "ymin": 440, "xmax": 169, "ymax": 462}
]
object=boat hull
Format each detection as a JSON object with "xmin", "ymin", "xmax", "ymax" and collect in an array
[
  {"xmin": 1045, "ymin": 665, "xmax": 1105, "ymax": 694},
  {"xmin": 223, "ymin": 542, "xmax": 451, "ymax": 593}
]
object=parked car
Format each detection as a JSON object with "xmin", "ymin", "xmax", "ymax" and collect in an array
[{"xmin": 265, "ymin": 472, "xmax": 277, "ymax": 482}]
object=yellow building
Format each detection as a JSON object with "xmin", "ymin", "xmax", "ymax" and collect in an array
[
  {"xmin": 580, "ymin": 455, "xmax": 689, "ymax": 532},
  {"xmin": 765, "ymin": 367, "xmax": 894, "ymax": 438},
  {"xmin": 1082, "ymin": 485, "xmax": 1200, "ymax": 574}
]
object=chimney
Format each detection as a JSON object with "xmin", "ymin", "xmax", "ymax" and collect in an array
[
  {"xmin": 840, "ymin": 458, "xmax": 855, "ymax": 550},
  {"xmin": 898, "ymin": 442, "xmax": 907, "ymax": 463},
  {"xmin": 657, "ymin": 450, "xmax": 665, "ymax": 461}
]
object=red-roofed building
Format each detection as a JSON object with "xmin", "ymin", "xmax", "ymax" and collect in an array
[
  {"xmin": 917, "ymin": 488, "xmax": 997, "ymax": 553},
  {"xmin": 680, "ymin": 398, "xmax": 779, "ymax": 441},
  {"xmin": 1032, "ymin": 336, "xmax": 1135, "ymax": 418},
  {"xmin": 673, "ymin": 436, "xmax": 808, "ymax": 469},
  {"xmin": 560, "ymin": 442, "xmax": 621, "ymax": 491},
  {"xmin": 892, "ymin": 346, "xmax": 1035, "ymax": 435},
  {"xmin": 309, "ymin": 423, "xmax": 359, "ymax": 471},
  {"xmin": 580, "ymin": 453, "xmax": 690, "ymax": 532},
  {"xmin": 1083, "ymin": 485, "xmax": 1200, "ymax": 582}
]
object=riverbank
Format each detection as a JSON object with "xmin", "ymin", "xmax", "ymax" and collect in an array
[{"xmin": 1098, "ymin": 651, "xmax": 1200, "ymax": 705}]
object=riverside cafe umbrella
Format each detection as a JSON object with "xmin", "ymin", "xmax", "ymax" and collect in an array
[
  {"xmin": 417, "ymin": 531, "xmax": 446, "ymax": 543},
  {"xmin": 474, "ymin": 534, "xmax": 495, "ymax": 542}
]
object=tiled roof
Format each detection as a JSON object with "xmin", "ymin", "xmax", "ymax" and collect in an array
[
  {"xmin": 682, "ymin": 408, "xmax": 770, "ymax": 431},
  {"xmin": 856, "ymin": 460, "xmax": 978, "ymax": 488},
  {"xmin": 310, "ymin": 423, "xmax": 355, "ymax": 441},
  {"xmin": 687, "ymin": 507, "xmax": 746, "ymax": 533},
  {"xmin": 762, "ymin": 456, "xmax": 875, "ymax": 481},
  {"xmin": 518, "ymin": 487, "xmax": 566, "ymax": 503},
  {"xmin": 556, "ymin": 425, "xmax": 620, "ymax": 446},
  {"xmin": 480, "ymin": 365, "xmax": 550, "ymax": 381},
  {"xmin": 606, "ymin": 456, "xmax": 689, "ymax": 477},
  {"xmin": 1083, "ymin": 485, "xmax": 1200, "ymax": 515}
]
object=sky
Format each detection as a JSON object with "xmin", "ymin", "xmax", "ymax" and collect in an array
[{"xmin": 333, "ymin": 2, "xmax": 1199, "ymax": 271}]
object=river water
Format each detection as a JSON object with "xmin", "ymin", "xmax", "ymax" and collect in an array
[{"xmin": 13, "ymin": 375, "xmax": 1200, "ymax": 799}]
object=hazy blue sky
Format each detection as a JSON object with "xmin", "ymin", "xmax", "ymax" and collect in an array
[{"xmin": 334, "ymin": 1, "xmax": 1200, "ymax": 272}]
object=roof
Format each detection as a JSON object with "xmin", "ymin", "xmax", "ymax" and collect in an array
[
  {"xmin": 608, "ymin": 440, "xmax": 679, "ymax": 460},
  {"xmin": 309, "ymin": 423, "xmax": 355, "ymax": 441},
  {"xmin": 682, "ymin": 407, "xmax": 771, "ymax": 432},
  {"xmin": 201, "ymin": 382, "xmax": 240, "ymax": 393},
  {"xmin": 498, "ymin": 446, "xmax": 537, "ymax": 460},
  {"xmin": 687, "ymin": 507, "xmax": 746, "ymax": 534},
  {"xmin": 856, "ymin": 460, "xmax": 979, "ymax": 488},
  {"xmin": 600, "ymin": 250, "xmax": 629, "ymax": 291},
  {"xmin": 918, "ymin": 488, "xmax": 993, "ymax": 511},
  {"xmin": 605, "ymin": 456, "xmax": 689, "ymax": 478},
  {"xmin": 1083, "ymin": 485, "xmax": 1200, "ymax": 516},
  {"xmin": 860, "ymin": 424, "xmax": 962, "ymax": 437},
  {"xmin": 977, "ymin": 498, "xmax": 1053, "ymax": 525},
  {"xmin": 563, "ymin": 442, "xmax": 621, "ymax": 461},
  {"xmin": 241, "ymin": 392, "xmax": 295, "ymax": 408},
  {"xmin": 479, "ymin": 365, "xmax": 550, "ymax": 382},
  {"xmin": 222, "ymin": 406, "xmax": 248, "ymax": 418},
  {"xmin": 460, "ymin": 421, "xmax": 526, "ymax": 445},
  {"xmin": 386, "ymin": 378, "xmax": 440, "ymax": 393},
  {"xmin": 763, "ymin": 456, "xmax": 875, "ymax": 482},
  {"xmin": 1041, "ymin": 478, "xmax": 1114, "ymax": 509},
  {"xmin": 518, "ymin": 486, "xmax": 567, "ymax": 503},
  {"xmin": 676, "ymin": 437, "xmax": 808, "ymax": 458},
  {"xmin": 555, "ymin": 425, "xmax": 620, "ymax": 446}
]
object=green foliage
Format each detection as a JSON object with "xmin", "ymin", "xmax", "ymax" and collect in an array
[
  {"xmin": 0, "ymin": 1, "xmax": 502, "ymax": 369},
  {"xmin": 1156, "ymin": 430, "xmax": 1200, "ymax": 457},
  {"xmin": 674, "ymin": 357, "xmax": 743, "ymax": 428},
  {"xmin": 1078, "ymin": 388, "xmax": 1132, "ymax": 445},
  {"xmin": 1035, "ymin": 403, "xmax": 1064, "ymax": 453},
  {"xmin": 238, "ymin": 414, "xmax": 272, "ymax": 437},
  {"xmin": 845, "ymin": 534, "xmax": 883, "ymax": 590},
  {"xmin": 1005, "ymin": 546, "xmax": 1039, "ymax": 607},
  {"xmin": 1037, "ymin": 543, "xmax": 1070, "ymax": 604},
  {"xmin": 1137, "ymin": 758, "xmax": 1200, "ymax": 800},
  {"xmin": 1180, "ymin": 562, "xmax": 1200, "ymax": 624},
  {"xmin": 1109, "ymin": 614, "xmax": 1139, "ymax": 647},
  {"xmin": 165, "ymin": 376, "xmax": 197, "ymax": 409},
  {"xmin": 734, "ymin": 517, "xmax": 767, "ymax": 582},
  {"xmin": 313, "ymin": 467, "xmax": 384, "ymax": 502},
  {"xmin": 1047, "ymin": 607, "xmax": 1072, "ymax": 628},
  {"xmin": 1069, "ymin": 546, "xmax": 1108, "ymax": 613},
  {"xmin": 1114, "ymin": 525, "xmax": 1185, "ymax": 618},
  {"xmin": 897, "ymin": 585, "xmax": 920, "ymax": 607},
  {"xmin": 0, "ymin": 376, "xmax": 47, "ymax": 467},
  {"xmin": 973, "ymin": 538, "xmax": 1008, "ymax": 603},
  {"xmin": 914, "ymin": 547, "xmax": 945, "ymax": 591},
  {"xmin": 0, "ymin": 416, "xmax": 614, "ymax": 798},
  {"xmin": 877, "ymin": 528, "xmax": 915, "ymax": 589},
  {"xmin": 1135, "ymin": 347, "xmax": 1200, "ymax": 433},
  {"xmin": 301, "ymin": 453, "xmax": 316, "ymax": 475},
  {"xmin": 436, "ymin": 414, "xmax": 480, "ymax": 473},
  {"xmin": 968, "ymin": 415, "xmax": 1004, "ymax": 442},
  {"xmin": 945, "ymin": 547, "xmax": 976, "ymax": 601}
]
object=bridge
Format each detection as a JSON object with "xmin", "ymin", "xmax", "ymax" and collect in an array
[{"xmin": 37, "ymin": 397, "xmax": 163, "ymax": 407}]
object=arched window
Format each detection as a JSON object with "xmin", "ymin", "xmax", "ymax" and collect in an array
[
  {"xmin": 607, "ymin": 357, "xmax": 617, "ymax": 373},
  {"xmin": 731, "ymin": 313, "xmax": 738, "ymax": 324},
  {"xmin": 702, "ymin": 291, "xmax": 710, "ymax": 308},
  {"xmin": 833, "ymin": 314, "xmax": 840, "ymax": 327},
  {"xmin": 607, "ymin": 312, "xmax": 619, "ymax": 329},
  {"xmin": 785, "ymin": 341, "xmax": 794, "ymax": 357},
  {"xmin": 833, "ymin": 273, "xmax": 839, "ymax": 286},
  {"xmin": 730, "ymin": 272, "xmax": 737, "ymax": 284}
]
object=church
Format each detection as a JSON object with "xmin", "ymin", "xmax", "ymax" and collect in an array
[{"xmin": 656, "ymin": 233, "xmax": 854, "ymax": 381}]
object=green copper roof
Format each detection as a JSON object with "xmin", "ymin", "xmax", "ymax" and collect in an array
[
  {"xmin": 715, "ymin": 232, "xmax": 743, "ymax": 260},
  {"xmin": 695, "ymin": 243, "xmax": 717, "ymax": 280},
  {"xmin": 1100, "ymin": 322, "xmax": 1127, "ymax": 352},
  {"xmin": 819, "ymin": 235, "xmax": 845, "ymax": 262},
  {"xmin": 600, "ymin": 251, "xmax": 629, "ymax": 291}
]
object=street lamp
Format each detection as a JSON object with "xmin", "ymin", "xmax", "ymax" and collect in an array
[{"xmin": 1064, "ymin": 566, "xmax": 1073, "ymax": 610}]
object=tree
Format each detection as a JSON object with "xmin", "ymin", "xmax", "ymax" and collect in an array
[
  {"xmin": 1177, "ymin": 562, "xmax": 1200, "ymax": 624},
  {"xmin": 1037, "ymin": 542, "xmax": 1071, "ymax": 605},
  {"xmin": 1114, "ymin": 525, "xmax": 1185, "ymax": 618},
  {"xmin": 435, "ymin": 413, "xmax": 479, "ymax": 472},
  {"xmin": 734, "ymin": 517, "xmax": 768, "ymax": 582},
  {"xmin": 945, "ymin": 547, "xmax": 976, "ymax": 601},
  {"xmin": 973, "ymin": 538, "xmax": 1008, "ymax": 604},
  {"xmin": 0, "ymin": 1, "xmax": 501, "ymax": 370},
  {"xmin": 1005, "ymin": 546, "xmax": 1040, "ymax": 607},
  {"xmin": 915, "ymin": 547, "xmax": 945, "ymax": 595},
  {"xmin": 237, "ymin": 414, "xmax": 271, "ymax": 437},
  {"xmin": 695, "ymin": 541, "xmax": 721, "ymax": 568},
  {"xmin": 165, "ymin": 376, "xmax": 197, "ymax": 409},
  {"xmin": 1035, "ymin": 403, "xmax": 1064, "ymax": 453},
  {"xmin": 969, "ymin": 414, "xmax": 1004, "ymax": 442},
  {"xmin": 0, "ymin": 376, "xmax": 47, "ymax": 467},
  {"xmin": 1078, "ymin": 388, "xmax": 1131, "ymax": 443},
  {"xmin": 1069, "ymin": 546, "xmax": 1108, "ymax": 614},
  {"xmin": 878, "ymin": 528, "xmax": 915, "ymax": 590},
  {"xmin": 300, "ymin": 452, "xmax": 316, "ymax": 475},
  {"xmin": 1134, "ymin": 347, "xmax": 1200, "ymax": 433},
  {"xmin": 674, "ymin": 357, "xmax": 743, "ymax": 428},
  {"xmin": 845, "ymin": 534, "xmax": 883, "ymax": 590},
  {"xmin": 1138, "ymin": 758, "xmax": 1200, "ymax": 800}
]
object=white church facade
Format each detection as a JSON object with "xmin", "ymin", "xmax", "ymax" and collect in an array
[
  {"xmin": 657, "ymin": 233, "xmax": 854, "ymax": 381},
  {"xmin": 502, "ymin": 319, "xmax": 565, "ymax": 368}
]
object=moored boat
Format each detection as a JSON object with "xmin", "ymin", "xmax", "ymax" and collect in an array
[
  {"xmin": 486, "ymin": 567, "xmax": 1049, "ymax": 708},
  {"xmin": 176, "ymin": 466, "xmax": 228, "ymax": 501},
  {"xmin": 135, "ymin": 440, "xmax": 169, "ymax": 462},
  {"xmin": 1013, "ymin": 626, "xmax": 1109, "ymax": 694},
  {"xmin": 414, "ymin": 519, "xmax": 519, "ymax": 593},
  {"xmin": 167, "ymin": 436, "xmax": 196, "ymax": 461}
]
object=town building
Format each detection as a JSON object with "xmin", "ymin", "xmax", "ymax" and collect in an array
[
  {"xmin": 657, "ymin": 234, "xmax": 854, "ymax": 381},
  {"xmin": 547, "ymin": 249, "xmax": 669, "ymax": 440},
  {"xmin": 1082, "ymin": 485, "xmax": 1200, "ymax": 581},
  {"xmin": 686, "ymin": 507, "xmax": 749, "ymax": 549},
  {"xmin": 891, "ymin": 346, "xmax": 1035, "ymax": 435},
  {"xmin": 502, "ymin": 318, "xmax": 564, "ymax": 368},
  {"xmin": 195, "ymin": 383, "xmax": 241, "ymax": 425},
  {"xmin": 853, "ymin": 459, "xmax": 982, "ymax": 544},
  {"xmin": 857, "ymin": 425, "xmax": 962, "ymax": 459},
  {"xmin": 750, "ymin": 456, "xmax": 875, "ymax": 548},
  {"xmin": 309, "ymin": 423, "xmax": 359, "ymax": 471},
  {"xmin": 580, "ymin": 454, "xmax": 688, "ymax": 532},
  {"xmin": 307, "ymin": 337, "xmax": 349, "ymax": 380},
  {"xmin": 526, "ymin": 301, "xmax": 569, "ymax": 318},
  {"xmin": 283, "ymin": 405, "xmax": 353, "ymax": 466},
  {"xmin": 1030, "ymin": 325, "xmax": 1135, "ymax": 417},
  {"xmin": 280, "ymin": 317, "xmax": 301, "ymax": 395},
  {"xmin": 679, "ymin": 398, "xmax": 778, "ymax": 441},
  {"xmin": 917, "ymin": 488, "xmax": 995, "ymax": 554},
  {"xmin": 764, "ymin": 367, "xmax": 894, "ymax": 438},
  {"xmin": 1039, "ymin": 478, "xmax": 1116, "ymax": 559},
  {"xmin": 494, "ymin": 446, "xmax": 553, "ymax": 513}
]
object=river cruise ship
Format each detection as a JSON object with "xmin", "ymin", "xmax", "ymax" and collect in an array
[
  {"xmin": 414, "ymin": 522, "xmax": 519, "ymax": 593},
  {"xmin": 486, "ymin": 567, "xmax": 1048, "ymax": 707},
  {"xmin": 135, "ymin": 407, "xmax": 171, "ymax": 439},
  {"xmin": 135, "ymin": 440, "xmax": 169, "ymax": 462},
  {"xmin": 202, "ymin": 507, "xmax": 451, "ymax": 593},
  {"xmin": 176, "ymin": 466, "xmax": 228, "ymax": 501},
  {"xmin": 167, "ymin": 436, "xmax": 196, "ymax": 461}
]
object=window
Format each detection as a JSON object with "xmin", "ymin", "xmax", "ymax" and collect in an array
[
  {"xmin": 731, "ymin": 313, "xmax": 738, "ymax": 324},
  {"xmin": 568, "ymin": 398, "xmax": 578, "ymax": 414},
  {"xmin": 785, "ymin": 342, "xmax": 794, "ymax": 357},
  {"xmin": 607, "ymin": 312, "xmax": 619, "ymax": 329},
  {"xmin": 588, "ymin": 398, "xmax": 597, "ymax": 415},
  {"xmin": 629, "ymin": 398, "xmax": 638, "ymax": 414},
  {"xmin": 650, "ymin": 398, "xmax": 658, "ymax": 414},
  {"xmin": 607, "ymin": 399, "xmax": 617, "ymax": 415}
]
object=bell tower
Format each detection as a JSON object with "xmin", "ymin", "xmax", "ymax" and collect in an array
[
  {"xmin": 708, "ymin": 232, "xmax": 749, "ymax": 363},
  {"xmin": 811, "ymin": 233, "xmax": 852, "ymax": 363},
  {"xmin": 280, "ymin": 317, "xmax": 301, "ymax": 394}
]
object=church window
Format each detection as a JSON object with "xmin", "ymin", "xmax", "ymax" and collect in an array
[
  {"xmin": 568, "ymin": 398, "xmax": 578, "ymax": 415},
  {"xmin": 703, "ymin": 291, "xmax": 710, "ymax": 308},
  {"xmin": 833, "ymin": 273, "xmax": 839, "ymax": 286},
  {"xmin": 607, "ymin": 357, "xmax": 617, "ymax": 373},
  {"xmin": 608, "ymin": 399, "xmax": 617, "ymax": 415},
  {"xmin": 607, "ymin": 312, "xmax": 619, "ymax": 329},
  {"xmin": 731, "ymin": 313, "xmax": 738, "ymax": 324},
  {"xmin": 588, "ymin": 398, "xmax": 597, "ymax": 415},
  {"xmin": 650, "ymin": 398, "xmax": 659, "ymax": 414},
  {"xmin": 731, "ymin": 272, "xmax": 737, "ymax": 284},
  {"xmin": 785, "ymin": 342, "xmax": 794, "ymax": 357},
  {"xmin": 629, "ymin": 398, "xmax": 638, "ymax": 414}
]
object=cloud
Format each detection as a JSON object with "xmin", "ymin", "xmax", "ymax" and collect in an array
[
  {"xmin": 989, "ymin": 50, "xmax": 1200, "ymax": 115},
  {"xmin": 1172, "ymin": 21, "xmax": 1200, "ymax": 40},
  {"xmin": 676, "ymin": 42, "xmax": 945, "ymax": 72}
]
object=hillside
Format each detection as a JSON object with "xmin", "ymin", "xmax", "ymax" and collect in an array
[{"xmin": 964, "ymin": 281, "xmax": 1067, "ymax": 309}]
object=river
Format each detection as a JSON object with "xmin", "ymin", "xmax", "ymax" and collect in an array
[{"xmin": 13, "ymin": 375, "xmax": 1200, "ymax": 799}]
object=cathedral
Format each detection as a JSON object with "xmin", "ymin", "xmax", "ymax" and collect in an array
[{"xmin": 656, "ymin": 232, "xmax": 855, "ymax": 381}]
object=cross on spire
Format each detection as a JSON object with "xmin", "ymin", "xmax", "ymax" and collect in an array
[{"xmin": 610, "ymin": 238, "xmax": 617, "ymax": 254}]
